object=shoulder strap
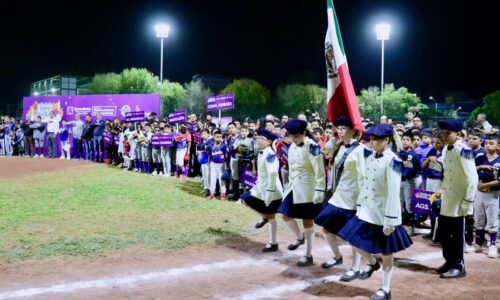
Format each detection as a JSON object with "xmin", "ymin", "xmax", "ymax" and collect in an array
[{"xmin": 333, "ymin": 142, "xmax": 360, "ymax": 192}]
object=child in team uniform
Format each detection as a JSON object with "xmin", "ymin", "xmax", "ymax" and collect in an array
[
  {"xmin": 140, "ymin": 123, "xmax": 153, "ymax": 173},
  {"xmin": 160, "ymin": 125, "xmax": 174, "ymax": 177},
  {"xmin": 58, "ymin": 119, "xmax": 72, "ymax": 159},
  {"xmin": 133, "ymin": 123, "xmax": 142, "ymax": 172},
  {"xmin": 207, "ymin": 130, "xmax": 228, "ymax": 200},
  {"xmin": 473, "ymin": 133, "xmax": 500, "ymax": 258},
  {"xmin": 422, "ymin": 131, "xmax": 445, "ymax": 241},
  {"xmin": 240, "ymin": 129, "xmax": 283, "ymax": 252},
  {"xmin": 399, "ymin": 130, "xmax": 421, "ymax": 236},
  {"xmin": 151, "ymin": 127, "xmax": 163, "ymax": 176},
  {"xmin": 338, "ymin": 124, "xmax": 412, "ymax": 300},
  {"xmin": 197, "ymin": 129, "xmax": 213, "ymax": 195},
  {"xmin": 30, "ymin": 116, "xmax": 45, "ymax": 158},
  {"xmin": 175, "ymin": 124, "xmax": 192, "ymax": 178}
]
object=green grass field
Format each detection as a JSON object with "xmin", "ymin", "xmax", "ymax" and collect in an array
[{"xmin": 0, "ymin": 165, "xmax": 258, "ymax": 263}]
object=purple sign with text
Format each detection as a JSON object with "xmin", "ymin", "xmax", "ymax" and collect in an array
[
  {"xmin": 158, "ymin": 134, "xmax": 174, "ymax": 147},
  {"xmin": 168, "ymin": 110, "xmax": 187, "ymax": 124},
  {"xmin": 23, "ymin": 94, "xmax": 160, "ymax": 122},
  {"xmin": 206, "ymin": 93, "xmax": 235, "ymax": 112},
  {"xmin": 241, "ymin": 168, "xmax": 257, "ymax": 188},
  {"xmin": 125, "ymin": 111, "xmax": 145, "ymax": 123},
  {"xmin": 411, "ymin": 189, "xmax": 438, "ymax": 217}
]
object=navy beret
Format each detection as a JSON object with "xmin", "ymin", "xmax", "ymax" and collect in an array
[
  {"xmin": 256, "ymin": 129, "xmax": 279, "ymax": 141},
  {"xmin": 284, "ymin": 119, "xmax": 308, "ymax": 134},
  {"xmin": 367, "ymin": 124, "xmax": 394, "ymax": 138},
  {"xmin": 334, "ymin": 116, "xmax": 353, "ymax": 128},
  {"xmin": 438, "ymin": 120, "xmax": 463, "ymax": 132}
]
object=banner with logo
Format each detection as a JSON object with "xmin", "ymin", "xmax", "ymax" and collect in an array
[
  {"xmin": 168, "ymin": 110, "xmax": 187, "ymax": 124},
  {"xmin": 125, "ymin": 111, "xmax": 145, "ymax": 122},
  {"xmin": 411, "ymin": 189, "xmax": 438, "ymax": 217},
  {"xmin": 206, "ymin": 93, "xmax": 235, "ymax": 112},
  {"xmin": 241, "ymin": 168, "xmax": 257, "ymax": 188}
]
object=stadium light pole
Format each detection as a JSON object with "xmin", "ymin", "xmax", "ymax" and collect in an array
[
  {"xmin": 155, "ymin": 24, "xmax": 170, "ymax": 84},
  {"xmin": 375, "ymin": 23, "xmax": 391, "ymax": 115}
]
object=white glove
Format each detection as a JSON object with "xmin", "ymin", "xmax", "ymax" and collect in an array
[
  {"xmin": 264, "ymin": 190, "xmax": 273, "ymax": 207},
  {"xmin": 461, "ymin": 200, "xmax": 472, "ymax": 216},
  {"xmin": 312, "ymin": 191, "xmax": 324, "ymax": 204},
  {"xmin": 383, "ymin": 225, "xmax": 395, "ymax": 236}
]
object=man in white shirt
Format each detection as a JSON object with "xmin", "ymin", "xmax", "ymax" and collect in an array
[
  {"xmin": 476, "ymin": 113, "xmax": 493, "ymax": 134},
  {"xmin": 43, "ymin": 111, "xmax": 61, "ymax": 158},
  {"xmin": 67, "ymin": 113, "xmax": 84, "ymax": 159}
]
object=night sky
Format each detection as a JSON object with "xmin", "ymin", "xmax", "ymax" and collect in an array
[{"xmin": 1, "ymin": 0, "xmax": 499, "ymax": 109}]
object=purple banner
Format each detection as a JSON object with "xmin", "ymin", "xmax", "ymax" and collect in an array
[
  {"xmin": 206, "ymin": 94, "xmax": 235, "ymax": 112},
  {"xmin": 23, "ymin": 94, "xmax": 160, "ymax": 122},
  {"xmin": 168, "ymin": 110, "xmax": 186, "ymax": 124},
  {"xmin": 125, "ymin": 111, "xmax": 145, "ymax": 123},
  {"xmin": 241, "ymin": 168, "xmax": 257, "ymax": 188},
  {"xmin": 411, "ymin": 189, "xmax": 438, "ymax": 217},
  {"xmin": 158, "ymin": 134, "xmax": 174, "ymax": 147}
]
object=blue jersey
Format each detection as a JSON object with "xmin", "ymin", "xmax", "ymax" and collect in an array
[
  {"xmin": 398, "ymin": 148, "xmax": 421, "ymax": 181},
  {"xmin": 475, "ymin": 154, "xmax": 500, "ymax": 191},
  {"xmin": 58, "ymin": 126, "xmax": 71, "ymax": 142},
  {"xmin": 423, "ymin": 148, "xmax": 444, "ymax": 180},
  {"xmin": 209, "ymin": 142, "xmax": 227, "ymax": 164},
  {"xmin": 227, "ymin": 134, "xmax": 241, "ymax": 158}
]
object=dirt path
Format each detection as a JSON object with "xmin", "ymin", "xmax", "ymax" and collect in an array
[
  {"xmin": 0, "ymin": 156, "xmax": 92, "ymax": 179},
  {"xmin": 0, "ymin": 231, "xmax": 499, "ymax": 300}
]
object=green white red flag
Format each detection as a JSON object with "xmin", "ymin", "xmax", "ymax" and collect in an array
[{"xmin": 325, "ymin": 0, "xmax": 364, "ymax": 131}]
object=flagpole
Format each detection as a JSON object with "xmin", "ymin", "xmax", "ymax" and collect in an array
[{"xmin": 381, "ymin": 39, "xmax": 385, "ymax": 114}]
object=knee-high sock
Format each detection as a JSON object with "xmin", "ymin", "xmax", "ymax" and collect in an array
[
  {"xmin": 268, "ymin": 219, "xmax": 277, "ymax": 244},
  {"xmin": 356, "ymin": 247, "xmax": 377, "ymax": 270},
  {"xmin": 351, "ymin": 246, "xmax": 361, "ymax": 272},
  {"xmin": 382, "ymin": 254, "xmax": 394, "ymax": 293},
  {"xmin": 285, "ymin": 219, "xmax": 302, "ymax": 240},
  {"xmin": 325, "ymin": 233, "xmax": 341, "ymax": 258},
  {"xmin": 304, "ymin": 227, "xmax": 314, "ymax": 257}
]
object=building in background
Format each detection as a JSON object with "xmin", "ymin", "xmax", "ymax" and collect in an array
[{"xmin": 30, "ymin": 75, "xmax": 91, "ymax": 97}]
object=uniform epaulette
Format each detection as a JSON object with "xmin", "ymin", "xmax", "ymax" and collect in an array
[
  {"xmin": 309, "ymin": 144, "xmax": 321, "ymax": 156},
  {"xmin": 364, "ymin": 148, "xmax": 373, "ymax": 158},
  {"xmin": 390, "ymin": 158, "xmax": 404, "ymax": 174},
  {"xmin": 266, "ymin": 153, "xmax": 277, "ymax": 163},
  {"xmin": 460, "ymin": 148, "xmax": 474, "ymax": 160}
]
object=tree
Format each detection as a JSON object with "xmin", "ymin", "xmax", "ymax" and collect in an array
[
  {"xmin": 467, "ymin": 90, "xmax": 500, "ymax": 126},
  {"xmin": 357, "ymin": 84, "xmax": 429, "ymax": 121},
  {"xmin": 275, "ymin": 84, "xmax": 327, "ymax": 118},
  {"xmin": 119, "ymin": 68, "xmax": 158, "ymax": 94},
  {"xmin": 80, "ymin": 73, "xmax": 121, "ymax": 94},
  {"xmin": 183, "ymin": 80, "xmax": 214, "ymax": 118},
  {"xmin": 159, "ymin": 80, "xmax": 187, "ymax": 118},
  {"xmin": 220, "ymin": 79, "xmax": 271, "ymax": 120}
]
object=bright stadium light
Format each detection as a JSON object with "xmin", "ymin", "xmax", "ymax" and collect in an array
[
  {"xmin": 51, "ymin": 87, "xmax": 57, "ymax": 93},
  {"xmin": 155, "ymin": 23, "xmax": 170, "ymax": 84},
  {"xmin": 375, "ymin": 23, "xmax": 391, "ymax": 114},
  {"xmin": 34, "ymin": 91, "xmax": 39, "ymax": 96}
]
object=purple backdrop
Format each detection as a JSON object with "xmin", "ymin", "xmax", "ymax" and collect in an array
[{"xmin": 23, "ymin": 94, "xmax": 160, "ymax": 122}]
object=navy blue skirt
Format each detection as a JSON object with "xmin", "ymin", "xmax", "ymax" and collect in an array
[
  {"xmin": 278, "ymin": 192, "xmax": 323, "ymax": 220},
  {"xmin": 241, "ymin": 191, "xmax": 281, "ymax": 215},
  {"xmin": 314, "ymin": 204, "xmax": 356, "ymax": 235},
  {"xmin": 337, "ymin": 216, "xmax": 413, "ymax": 255}
]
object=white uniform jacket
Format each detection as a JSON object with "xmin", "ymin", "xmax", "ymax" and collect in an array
[
  {"xmin": 329, "ymin": 139, "xmax": 368, "ymax": 210},
  {"xmin": 357, "ymin": 148, "xmax": 403, "ymax": 227},
  {"xmin": 251, "ymin": 146, "xmax": 283, "ymax": 202},
  {"xmin": 283, "ymin": 137, "xmax": 325, "ymax": 204},
  {"xmin": 441, "ymin": 140, "xmax": 478, "ymax": 217}
]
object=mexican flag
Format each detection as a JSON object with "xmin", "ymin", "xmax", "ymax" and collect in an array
[{"xmin": 325, "ymin": 0, "xmax": 364, "ymax": 131}]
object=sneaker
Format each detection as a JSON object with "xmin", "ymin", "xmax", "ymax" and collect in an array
[
  {"xmin": 220, "ymin": 193, "xmax": 226, "ymax": 201},
  {"xmin": 207, "ymin": 193, "xmax": 215, "ymax": 200},
  {"xmin": 59, "ymin": 156, "xmax": 65, "ymax": 159},
  {"xmin": 40, "ymin": 154, "xmax": 44, "ymax": 158},
  {"xmin": 66, "ymin": 156, "xmax": 70, "ymax": 160},
  {"xmin": 33, "ymin": 154, "xmax": 39, "ymax": 158},
  {"xmin": 488, "ymin": 245, "xmax": 498, "ymax": 258},
  {"xmin": 152, "ymin": 171, "xmax": 158, "ymax": 176},
  {"xmin": 465, "ymin": 244, "xmax": 476, "ymax": 253}
]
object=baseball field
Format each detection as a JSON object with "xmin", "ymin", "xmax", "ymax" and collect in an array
[{"xmin": 0, "ymin": 157, "xmax": 498, "ymax": 299}]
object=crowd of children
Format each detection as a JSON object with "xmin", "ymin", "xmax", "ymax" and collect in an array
[{"xmin": 1, "ymin": 110, "xmax": 499, "ymax": 300}]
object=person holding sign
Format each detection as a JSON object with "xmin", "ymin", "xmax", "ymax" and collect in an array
[
  {"xmin": 151, "ymin": 127, "xmax": 163, "ymax": 176},
  {"xmin": 240, "ymin": 129, "xmax": 283, "ymax": 252},
  {"xmin": 435, "ymin": 120, "xmax": 478, "ymax": 279},
  {"xmin": 314, "ymin": 116, "xmax": 366, "ymax": 281},
  {"xmin": 175, "ymin": 124, "xmax": 192, "ymax": 178},
  {"xmin": 338, "ymin": 124, "xmax": 412, "ymax": 300},
  {"xmin": 160, "ymin": 125, "xmax": 174, "ymax": 177},
  {"xmin": 197, "ymin": 129, "xmax": 214, "ymax": 195},
  {"xmin": 279, "ymin": 119, "xmax": 325, "ymax": 267}
]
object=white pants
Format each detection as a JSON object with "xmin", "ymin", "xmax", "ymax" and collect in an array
[
  {"xmin": 474, "ymin": 190, "xmax": 500, "ymax": 233},
  {"xmin": 230, "ymin": 157, "xmax": 239, "ymax": 180},
  {"xmin": 210, "ymin": 162, "xmax": 226, "ymax": 194},
  {"xmin": 176, "ymin": 148, "xmax": 187, "ymax": 167},
  {"xmin": 0, "ymin": 139, "xmax": 5, "ymax": 155},
  {"xmin": 426, "ymin": 178, "xmax": 442, "ymax": 193},
  {"xmin": 400, "ymin": 180, "xmax": 415, "ymax": 213},
  {"xmin": 414, "ymin": 175, "xmax": 423, "ymax": 190},
  {"xmin": 60, "ymin": 141, "xmax": 70, "ymax": 158},
  {"xmin": 161, "ymin": 148, "xmax": 171, "ymax": 175},
  {"xmin": 4, "ymin": 136, "xmax": 13, "ymax": 156},
  {"xmin": 201, "ymin": 163, "xmax": 210, "ymax": 189},
  {"xmin": 129, "ymin": 140, "xmax": 137, "ymax": 160}
]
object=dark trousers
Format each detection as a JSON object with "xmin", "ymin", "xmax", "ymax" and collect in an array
[
  {"xmin": 438, "ymin": 215, "xmax": 465, "ymax": 270},
  {"xmin": 47, "ymin": 133, "xmax": 57, "ymax": 158},
  {"xmin": 73, "ymin": 137, "xmax": 84, "ymax": 159},
  {"xmin": 94, "ymin": 136, "xmax": 104, "ymax": 161},
  {"xmin": 188, "ymin": 142, "xmax": 200, "ymax": 177},
  {"xmin": 84, "ymin": 138, "xmax": 94, "ymax": 160},
  {"xmin": 23, "ymin": 136, "xmax": 34, "ymax": 156}
]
